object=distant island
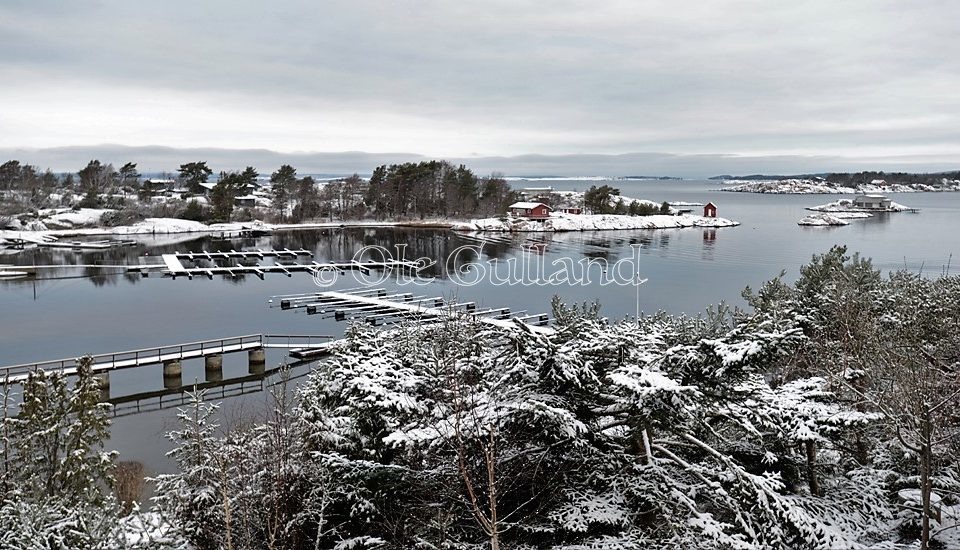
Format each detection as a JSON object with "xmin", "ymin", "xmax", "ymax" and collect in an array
[
  {"xmin": 623, "ymin": 175, "xmax": 683, "ymax": 180},
  {"xmin": 711, "ymin": 170, "xmax": 960, "ymax": 186}
]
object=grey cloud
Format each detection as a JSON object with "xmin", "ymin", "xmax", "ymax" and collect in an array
[{"xmin": 1, "ymin": 1, "xmax": 959, "ymax": 158}]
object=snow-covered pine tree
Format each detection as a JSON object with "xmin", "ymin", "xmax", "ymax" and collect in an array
[
  {"xmin": 292, "ymin": 303, "xmax": 893, "ymax": 549},
  {"xmin": 0, "ymin": 356, "xmax": 124, "ymax": 548},
  {"xmin": 63, "ymin": 357, "xmax": 115, "ymax": 505},
  {"xmin": 152, "ymin": 388, "xmax": 227, "ymax": 548},
  {"xmin": 746, "ymin": 246, "xmax": 960, "ymax": 548},
  {"xmin": 154, "ymin": 374, "xmax": 339, "ymax": 549}
]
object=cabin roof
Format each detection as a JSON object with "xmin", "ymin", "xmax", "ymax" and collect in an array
[{"xmin": 509, "ymin": 201, "xmax": 551, "ymax": 210}]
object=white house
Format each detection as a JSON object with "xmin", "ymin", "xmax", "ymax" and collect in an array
[
  {"xmin": 853, "ymin": 194, "xmax": 892, "ymax": 210},
  {"xmin": 141, "ymin": 178, "xmax": 175, "ymax": 195}
]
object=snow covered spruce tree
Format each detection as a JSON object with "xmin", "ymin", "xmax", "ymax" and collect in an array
[
  {"xmin": 0, "ymin": 357, "xmax": 121, "ymax": 548},
  {"xmin": 744, "ymin": 246, "xmax": 960, "ymax": 549},
  {"xmin": 294, "ymin": 299, "xmax": 888, "ymax": 549},
  {"xmin": 154, "ymin": 377, "xmax": 336, "ymax": 550}
]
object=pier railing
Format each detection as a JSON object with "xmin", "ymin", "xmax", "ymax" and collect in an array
[{"xmin": 263, "ymin": 334, "xmax": 335, "ymax": 349}]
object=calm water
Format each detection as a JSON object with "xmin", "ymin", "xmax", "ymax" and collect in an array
[{"xmin": 2, "ymin": 179, "xmax": 958, "ymax": 474}]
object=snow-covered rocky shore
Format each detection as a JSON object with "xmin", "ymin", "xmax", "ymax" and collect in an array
[
  {"xmin": 0, "ymin": 215, "xmax": 416, "ymax": 248},
  {"xmin": 451, "ymin": 212, "xmax": 739, "ymax": 232},
  {"xmin": 720, "ymin": 178, "xmax": 960, "ymax": 194},
  {"xmin": 797, "ymin": 213, "xmax": 869, "ymax": 226},
  {"xmin": 0, "ymin": 217, "xmax": 272, "ymax": 245}
]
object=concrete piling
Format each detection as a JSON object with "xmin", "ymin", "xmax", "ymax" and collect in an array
[
  {"xmin": 205, "ymin": 354, "xmax": 223, "ymax": 382},
  {"xmin": 163, "ymin": 360, "xmax": 182, "ymax": 389},
  {"xmin": 248, "ymin": 348, "xmax": 266, "ymax": 375}
]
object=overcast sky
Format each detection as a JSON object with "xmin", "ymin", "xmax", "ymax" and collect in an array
[{"xmin": 1, "ymin": 1, "xmax": 958, "ymax": 175}]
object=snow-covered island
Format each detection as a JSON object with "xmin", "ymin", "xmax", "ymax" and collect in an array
[
  {"xmin": 1, "ymin": 184, "xmax": 738, "ymax": 246},
  {"xmin": 805, "ymin": 197, "xmax": 915, "ymax": 213},
  {"xmin": 452, "ymin": 212, "xmax": 739, "ymax": 232},
  {"xmin": 720, "ymin": 178, "xmax": 960, "ymax": 194},
  {"xmin": 797, "ymin": 213, "xmax": 871, "ymax": 226}
]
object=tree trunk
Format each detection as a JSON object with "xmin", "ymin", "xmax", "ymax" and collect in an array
[
  {"xmin": 805, "ymin": 440, "xmax": 821, "ymax": 496},
  {"xmin": 921, "ymin": 413, "xmax": 932, "ymax": 550},
  {"xmin": 486, "ymin": 437, "xmax": 500, "ymax": 550}
]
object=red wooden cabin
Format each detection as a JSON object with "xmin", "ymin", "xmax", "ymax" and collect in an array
[{"xmin": 509, "ymin": 202, "xmax": 552, "ymax": 220}]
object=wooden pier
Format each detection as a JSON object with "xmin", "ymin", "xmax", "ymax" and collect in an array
[
  {"xmin": 38, "ymin": 239, "xmax": 139, "ymax": 250},
  {"xmin": 0, "ymin": 334, "xmax": 334, "ymax": 391}
]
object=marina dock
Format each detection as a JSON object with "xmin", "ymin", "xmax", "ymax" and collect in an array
[
  {"xmin": 274, "ymin": 287, "xmax": 554, "ymax": 359},
  {"xmin": 159, "ymin": 250, "xmax": 421, "ymax": 280}
]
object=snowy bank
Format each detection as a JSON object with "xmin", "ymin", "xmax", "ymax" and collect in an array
[
  {"xmin": 0, "ymin": 230, "xmax": 58, "ymax": 244},
  {"xmin": 451, "ymin": 213, "xmax": 739, "ymax": 232},
  {"xmin": 0, "ymin": 218, "xmax": 273, "ymax": 247},
  {"xmin": 0, "ymin": 217, "xmax": 442, "ymax": 248},
  {"xmin": 806, "ymin": 199, "xmax": 914, "ymax": 213}
]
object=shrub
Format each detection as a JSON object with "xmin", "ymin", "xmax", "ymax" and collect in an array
[
  {"xmin": 179, "ymin": 199, "xmax": 208, "ymax": 222},
  {"xmin": 101, "ymin": 209, "xmax": 146, "ymax": 227},
  {"xmin": 232, "ymin": 207, "xmax": 254, "ymax": 222}
]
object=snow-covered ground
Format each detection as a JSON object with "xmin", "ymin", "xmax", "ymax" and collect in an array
[
  {"xmin": 547, "ymin": 190, "xmax": 666, "ymax": 211},
  {"xmin": 806, "ymin": 199, "xmax": 914, "ymax": 213},
  {"xmin": 0, "ymin": 217, "xmax": 435, "ymax": 248},
  {"xmin": 0, "ymin": 230, "xmax": 58, "ymax": 244},
  {"xmin": 720, "ymin": 178, "xmax": 960, "ymax": 194},
  {"xmin": 39, "ymin": 208, "xmax": 113, "ymax": 229},
  {"xmin": 451, "ymin": 212, "xmax": 739, "ymax": 232},
  {"xmin": 1, "ymin": 217, "xmax": 50, "ymax": 231}
]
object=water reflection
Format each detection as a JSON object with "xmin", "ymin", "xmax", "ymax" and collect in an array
[
  {"xmin": 2, "ymin": 227, "xmax": 713, "ymax": 288},
  {"xmin": 108, "ymin": 361, "xmax": 314, "ymax": 418}
]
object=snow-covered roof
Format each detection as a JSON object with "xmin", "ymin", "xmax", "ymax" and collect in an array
[
  {"xmin": 509, "ymin": 202, "xmax": 551, "ymax": 210},
  {"xmin": 144, "ymin": 178, "xmax": 175, "ymax": 184}
]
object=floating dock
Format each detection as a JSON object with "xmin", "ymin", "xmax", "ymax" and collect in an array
[
  {"xmin": 159, "ymin": 249, "xmax": 420, "ymax": 280},
  {"xmin": 274, "ymin": 288, "xmax": 554, "ymax": 359},
  {"xmin": 38, "ymin": 239, "xmax": 139, "ymax": 250}
]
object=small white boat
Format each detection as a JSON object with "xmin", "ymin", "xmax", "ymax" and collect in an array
[{"xmin": 0, "ymin": 270, "xmax": 29, "ymax": 279}]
